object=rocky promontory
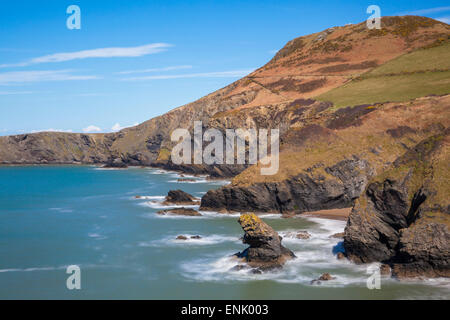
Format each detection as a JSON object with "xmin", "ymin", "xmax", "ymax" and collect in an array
[{"xmin": 344, "ymin": 132, "xmax": 450, "ymax": 278}]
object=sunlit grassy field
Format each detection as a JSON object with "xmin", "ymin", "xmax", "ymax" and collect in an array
[{"xmin": 315, "ymin": 42, "xmax": 450, "ymax": 108}]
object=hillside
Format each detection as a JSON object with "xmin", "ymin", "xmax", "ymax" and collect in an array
[
  {"xmin": 1, "ymin": 15, "xmax": 449, "ymax": 278},
  {"xmin": 1, "ymin": 16, "xmax": 448, "ymax": 172}
]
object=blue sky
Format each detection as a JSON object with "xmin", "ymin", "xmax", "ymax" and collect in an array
[{"xmin": 0, "ymin": 0, "xmax": 449, "ymax": 135}]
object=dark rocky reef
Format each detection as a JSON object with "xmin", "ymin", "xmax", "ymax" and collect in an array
[
  {"xmin": 163, "ymin": 189, "xmax": 199, "ymax": 205},
  {"xmin": 200, "ymin": 157, "xmax": 373, "ymax": 213},
  {"xmin": 234, "ymin": 213, "xmax": 295, "ymax": 270},
  {"xmin": 344, "ymin": 133, "xmax": 450, "ymax": 278},
  {"xmin": 157, "ymin": 208, "xmax": 201, "ymax": 216}
]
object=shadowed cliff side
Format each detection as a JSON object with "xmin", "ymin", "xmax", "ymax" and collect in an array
[{"xmin": 344, "ymin": 131, "xmax": 450, "ymax": 278}]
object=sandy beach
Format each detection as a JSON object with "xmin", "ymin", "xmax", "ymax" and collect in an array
[{"xmin": 301, "ymin": 208, "xmax": 351, "ymax": 221}]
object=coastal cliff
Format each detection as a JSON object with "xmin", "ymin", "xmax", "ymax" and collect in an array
[
  {"xmin": 344, "ymin": 132, "xmax": 450, "ymax": 278},
  {"xmin": 0, "ymin": 16, "xmax": 449, "ymax": 278}
]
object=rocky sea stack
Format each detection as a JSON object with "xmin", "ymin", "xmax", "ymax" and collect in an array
[{"xmin": 235, "ymin": 213, "xmax": 295, "ymax": 270}]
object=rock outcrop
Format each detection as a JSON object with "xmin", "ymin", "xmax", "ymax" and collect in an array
[
  {"xmin": 234, "ymin": 213, "xmax": 295, "ymax": 270},
  {"xmin": 157, "ymin": 208, "xmax": 201, "ymax": 216},
  {"xmin": 344, "ymin": 132, "xmax": 450, "ymax": 278},
  {"xmin": 162, "ymin": 190, "xmax": 199, "ymax": 205},
  {"xmin": 200, "ymin": 157, "xmax": 373, "ymax": 213}
]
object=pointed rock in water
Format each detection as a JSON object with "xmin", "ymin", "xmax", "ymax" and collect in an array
[
  {"xmin": 235, "ymin": 213, "xmax": 295, "ymax": 270},
  {"xmin": 163, "ymin": 189, "xmax": 199, "ymax": 205}
]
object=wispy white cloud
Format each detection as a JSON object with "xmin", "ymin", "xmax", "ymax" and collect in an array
[
  {"xmin": 399, "ymin": 6, "xmax": 450, "ymax": 16},
  {"xmin": 31, "ymin": 128, "xmax": 73, "ymax": 133},
  {"xmin": 0, "ymin": 91, "xmax": 33, "ymax": 95},
  {"xmin": 117, "ymin": 65, "xmax": 192, "ymax": 75},
  {"xmin": 0, "ymin": 43, "xmax": 172, "ymax": 68},
  {"xmin": 82, "ymin": 125, "xmax": 102, "ymax": 133},
  {"xmin": 111, "ymin": 123, "xmax": 123, "ymax": 131},
  {"xmin": 122, "ymin": 69, "xmax": 254, "ymax": 81},
  {"xmin": 436, "ymin": 16, "xmax": 450, "ymax": 23},
  {"xmin": 111, "ymin": 122, "xmax": 139, "ymax": 131},
  {"xmin": 0, "ymin": 70, "xmax": 99, "ymax": 85}
]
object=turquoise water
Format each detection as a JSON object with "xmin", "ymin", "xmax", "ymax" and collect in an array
[{"xmin": 0, "ymin": 166, "xmax": 448, "ymax": 299}]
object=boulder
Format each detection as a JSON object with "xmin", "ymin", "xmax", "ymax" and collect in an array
[
  {"xmin": 190, "ymin": 235, "xmax": 202, "ymax": 239},
  {"xmin": 163, "ymin": 189, "xmax": 199, "ymax": 205},
  {"xmin": 103, "ymin": 157, "xmax": 128, "ymax": 168},
  {"xmin": 311, "ymin": 272, "xmax": 336, "ymax": 284},
  {"xmin": 176, "ymin": 235, "xmax": 188, "ymax": 240},
  {"xmin": 295, "ymin": 231, "xmax": 311, "ymax": 239},
  {"xmin": 380, "ymin": 264, "xmax": 391, "ymax": 276},
  {"xmin": 330, "ymin": 232, "xmax": 345, "ymax": 239},
  {"xmin": 157, "ymin": 208, "xmax": 202, "ymax": 216},
  {"xmin": 234, "ymin": 213, "xmax": 295, "ymax": 270},
  {"xmin": 178, "ymin": 178, "xmax": 196, "ymax": 182},
  {"xmin": 337, "ymin": 252, "xmax": 346, "ymax": 260}
]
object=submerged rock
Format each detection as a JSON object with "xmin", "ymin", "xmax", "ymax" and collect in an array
[
  {"xmin": 177, "ymin": 178, "xmax": 196, "ymax": 182},
  {"xmin": 336, "ymin": 252, "xmax": 346, "ymax": 260},
  {"xmin": 330, "ymin": 232, "xmax": 345, "ymax": 239},
  {"xmin": 295, "ymin": 231, "xmax": 311, "ymax": 239},
  {"xmin": 234, "ymin": 213, "xmax": 295, "ymax": 270},
  {"xmin": 190, "ymin": 235, "xmax": 202, "ymax": 239},
  {"xmin": 163, "ymin": 189, "xmax": 199, "ymax": 205},
  {"xmin": 311, "ymin": 272, "xmax": 336, "ymax": 284},
  {"xmin": 284, "ymin": 231, "xmax": 311, "ymax": 239},
  {"xmin": 157, "ymin": 208, "xmax": 202, "ymax": 216}
]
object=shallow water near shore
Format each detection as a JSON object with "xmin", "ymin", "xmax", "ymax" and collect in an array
[{"xmin": 0, "ymin": 166, "xmax": 448, "ymax": 299}]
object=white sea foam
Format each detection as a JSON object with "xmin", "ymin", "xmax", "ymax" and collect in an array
[
  {"xmin": 49, "ymin": 207, "xmax": 73, "ymax": 213},
  {"xmin": 178, "ymin": 216, "xmax": 369, "ymax": 287},
  {"xmin": 88, "ymin": 233, "xmax": 108, "ymax": 240},
  {"xmin": 132, "ymin": 195, "xmax": 165, "ymax": 200}
]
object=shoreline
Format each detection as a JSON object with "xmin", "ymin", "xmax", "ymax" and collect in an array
[{"xmin": 300, "ymin": 208, "xmax": 351, "ymax": 221}]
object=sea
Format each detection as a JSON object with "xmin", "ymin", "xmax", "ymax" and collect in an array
[{"xmin": 0, "ymin": 165, "xmax": 448, "ymax": 299}]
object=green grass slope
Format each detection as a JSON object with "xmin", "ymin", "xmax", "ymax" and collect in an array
[{"xmin": 315, "ymin": 41, "xmax": 450, "ymax": 108}]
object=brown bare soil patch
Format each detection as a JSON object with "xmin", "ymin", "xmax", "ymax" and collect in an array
[{"xmin": 316, "ymin": 60, "xmax": 378, "ymax": 73}]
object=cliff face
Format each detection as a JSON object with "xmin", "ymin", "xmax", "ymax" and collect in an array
[
  {"xmin": 201, "ymin": 95, "xmax": 450, "ymax": 213},
  {"xmin": 344, "ymin": 132, "xmax": 450, "ymax": 278}
]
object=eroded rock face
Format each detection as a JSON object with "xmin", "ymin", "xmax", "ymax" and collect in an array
[
  {"xmin": 344, "ymin": 133, "xmax": 450, "ymax": 278},
  {"xmin": 235, "ymin": 213, "xmax": 295, "ymax": 270},
  {"xmin": 200, "ymin": 157, "xmax": 373, "ymax": 213},
  {"xmin": 163, "ymin": 190, "xmax": 198, "ymax": 205}
]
